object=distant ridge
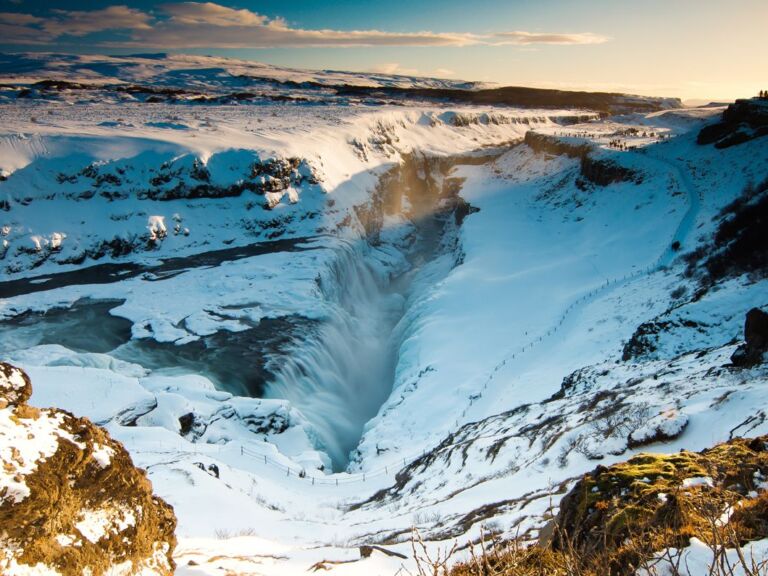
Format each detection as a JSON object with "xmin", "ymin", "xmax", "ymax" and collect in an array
[{"xmin": 0, "ymin": 52, "xmax": 681, "ymax": 113}]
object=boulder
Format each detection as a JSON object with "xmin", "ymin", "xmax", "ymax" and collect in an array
[
  {"xmin": 745, "ymin": 307, "xmax": 768, "ymax": 350},
  {"xmin": 0, "ymin": 363, "xmax": 177, "ymax": 575},
  {"xmin": 548, "ymin": 436, "xmax": 768, "ymax": 573},
  {"xmin": 731, "ymin": 307, "xmax": 768, "ymax": 366}
]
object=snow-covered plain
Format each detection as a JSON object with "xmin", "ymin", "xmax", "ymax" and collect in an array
[
  {"xmin": 1, "ymin": 54, "xmax": 767, "ymax": 575},
  {"xmin": 0, "ymin": 52, "xmax": 491, "ymax": 93}
]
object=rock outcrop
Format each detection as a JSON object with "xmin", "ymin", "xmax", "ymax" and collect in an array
[
  {"xmin": 552, "ymin": 435, "xmax": 768, "ymax": 573},
  {"xmin": 732, "ymin": 307, "xmax": 768, "ymax": 367},
  {"xmin": 524, "ymin": 132, "xmax": 641, "ymax": 187},
  {"xmin": 0, "ymin": 362, "xmax": 177, "ymax": 575},
  {"xmin": 451, "ymin": 436, "xmax": 768, "ymax": 576},
  {"xmin": 698, "ymin": 98, "xmax": 768, "ymax": 148},
  {"xmin": 578, "ymin": 155, "xmax": 642, "ymax": 187},
  {"xmin": 523, "ymin": 131, "xmax": 591, "ymax": 159}
]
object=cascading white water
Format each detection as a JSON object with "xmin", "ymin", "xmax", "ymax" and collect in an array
[
  {"xmin": 263, "ymin": 240, "xmax": 407, "ymax": 469},
  {"xmin": 263, "ymin": 151, "xmax": 482, "ymax": 470}
]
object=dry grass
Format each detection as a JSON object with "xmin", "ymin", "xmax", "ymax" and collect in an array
[{"xmin": 435, "ymin": 436, "xmax": 768, "ymax": 576}]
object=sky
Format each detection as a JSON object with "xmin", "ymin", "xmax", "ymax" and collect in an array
[{"xmin": 0, "ymin": 0, "xmax": 765, "ymax": 101}]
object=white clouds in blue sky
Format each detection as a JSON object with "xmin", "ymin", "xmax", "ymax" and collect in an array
[
  {"xmin": 0, "ymin": 2, "xmax": 609, "ymax": 48},
  {"xmin": 0, "ymin": 0, "xmax": 764, "ymax": 100}
]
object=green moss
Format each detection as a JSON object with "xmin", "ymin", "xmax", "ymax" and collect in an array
[
  {"xmin": 604, "ymin": 504, "xmax": 654, "ymax": 539},
  {"xmin": 450, "ymin": 436, "xmax": 768, "ymax": 576},
  {"xmin": 551, "ymin": 435, "xmax": 768, "ymax": 575}
]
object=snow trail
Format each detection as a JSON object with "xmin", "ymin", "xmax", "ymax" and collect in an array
[
  {"xmin": 463, "ymin": 147, "xmax": 704, "ymax": 419},
  {"xmin": 644, "ymin": 153, "xmax": 702, "ymax": 268}
]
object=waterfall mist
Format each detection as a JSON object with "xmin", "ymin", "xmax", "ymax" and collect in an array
[
  {"xmin": 263, "ymin": 151, "xmax": 485, "ymax": 470},
  {"xmin": 263, "ymin": 241, "xmax": 406, "ymax": 469}
]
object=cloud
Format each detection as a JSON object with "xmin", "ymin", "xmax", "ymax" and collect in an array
[
  {"xmin": 161, "ymin": 2, "xmax": 268, "ymax": 27},
  {"xmin": 0, "ymin": 12, "xmax": 43, "ymax": 25},
  {"xmin": 45, "ymin": 6, "xmax": 152, "ymax": 37},
  {"xmin": 433, "ymin": 68, "xmax": 455, "ymax": 77},
  {"xmin": 0, "ymin": 12, "xmax": 46, "ymax": 44},
  {"xmin": 128, "ymin": 20, "xmax": 481, "ymax": 49},
  {"xmin": 0, "ymin": 6, "xmax": 152, "ymax": 43},
  {"xmin": 0, "ymin": 2, "xmax": 610, "ymax": 50},
  {"xmin": 370, "ymin": 62, "xmax": 420, "ymax": 76},
  {"xmin": 489, "ymin": 31, "xmax": 609, "ymax": 45}
]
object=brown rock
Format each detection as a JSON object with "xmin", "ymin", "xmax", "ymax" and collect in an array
[
  {"xmin": 745, "ymin": 307, "xmax": 768, "ymax": 351},
  {"xmin": 0, "ymin": 362, "xmax": 32, "ymax": 406},
  {"xmin": 731, "ymin": 308, "xmax": 768, "ymax": 366},
  {"xmin": 0, "ymin": 363, "xmax": 177, "ymax": 575}
]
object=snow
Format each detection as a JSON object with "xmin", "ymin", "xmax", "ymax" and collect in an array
[
  {"xmin": 91, "ymin": 442, "xmax": 114, "ymax": 468},
  {"xmin": 146, "ymin": 216, "xmax": 166, "ymax": 241},
  {"xmin": 75, "ymin": 505, "xmax": 137, "ymax": 544},
  {"xmin": 681, "ymin": 476, "xmax": 714, "ymax": 489},
  {"xmin": 0, "ymin": 52, "xmax": 493, "ymax": 94},
  {"xmin": 54, "ymin": 534, "xmax": 76, "ymax": 547},
  {"xmin": 639, "ymin": 537, "xmax": 768, "ymax": 576},
  {"xmin": 0, "ymin": 364, "xmax": 26, "ymax": 390},
  {"xmin": 0, "ymin": 105, "xmax": 573, "ymax": 283},
  {"xmin": 75, "ymin": 510, "xmax": 113, "ymax": 544},
  {"xmin": 629, "ymin": 410, "xmax": 689, "ymax": 447},
  {"xmin": 0, "ymin": 559, "xmax": 62, "ymax": 576},
  {"xmin": 0, "ymin": 53, "xmax": 767, "ymax": 574},
  {"xmin": 0, "ymin": 407, "xmax": 72, "ymax": 504},
  {"xmin": 356, "ymin": 130, "xmax": 697, "ymax": 465},
  {"xmin": 20, "ymin": 357, "xmax": 155, "ymax": 426}
]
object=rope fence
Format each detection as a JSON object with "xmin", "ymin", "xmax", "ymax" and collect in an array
[
  {"xmin": 237, "ymin": 444, "xmax": 428, "ymax": 486},
  {"xmin": 143, "ymin": 154, "xmax": 702, "ymax": 489},
  {"xmin": 138, "ymin": 438, "xmax": 430, "ymax": 487},
  {"xmin": 462, "ymin": 152, "xmax": 701, "ymax": 418}
]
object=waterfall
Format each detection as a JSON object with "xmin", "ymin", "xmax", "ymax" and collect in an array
[
  {"xmin": 263, "ymin": 240, "xmax": 406, "ymax": 469},
  {"xmin": 263, "ymin": 152, "xmax": 480, "ymax": 470}
]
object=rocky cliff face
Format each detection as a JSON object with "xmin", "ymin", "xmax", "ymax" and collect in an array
[
  {"xmin": 523, "ymin": 131, "xmax": 641, "ymax": 186},
  {"xmin": 0, "ymin": 362, "xmax": 177, "ymax": 575},
  {"xmin": 698, "ymin": 98, "xmax": 768, "ymax": 148}
]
